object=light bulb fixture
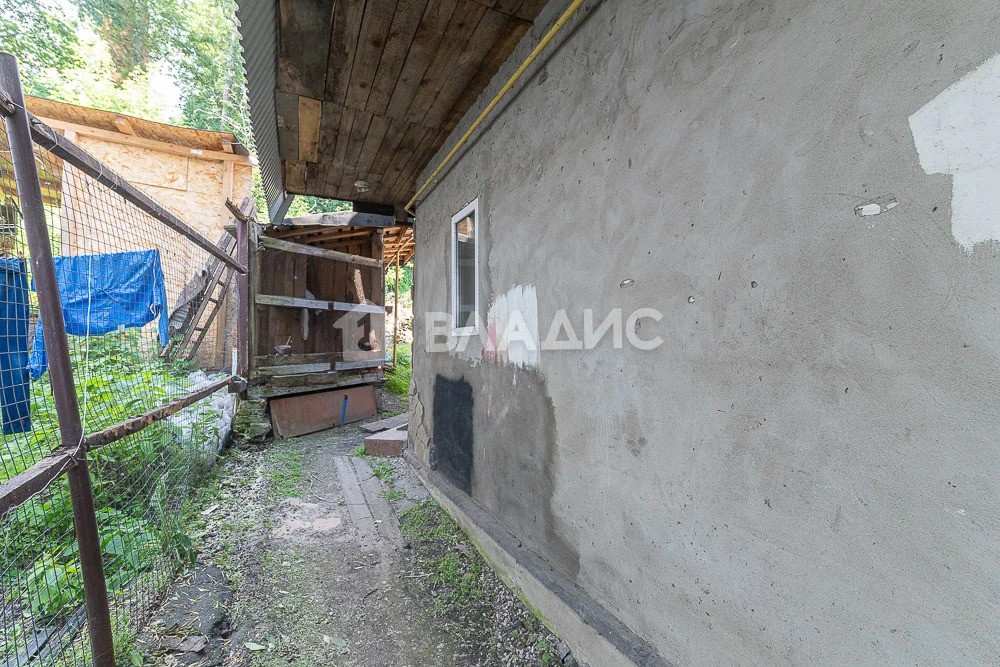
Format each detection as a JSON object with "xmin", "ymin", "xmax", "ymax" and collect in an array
[{"xmin": 354, "ymin": 180, "xmax": 371, "ymax": 193}]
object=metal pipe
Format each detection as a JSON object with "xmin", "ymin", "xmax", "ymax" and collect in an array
[
  {"xmin": 82, "ymin": 377, "xmax": 232, "ymax": 451},
  {"xmin": 0, "ymin": 52, "xmax": 116, "ymax": 666},
  {"xmin": 404, "ymin": 0, "xmax": 589, "ymax": 215}
]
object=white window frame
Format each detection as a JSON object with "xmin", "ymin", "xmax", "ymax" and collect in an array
[{"xmin": 451, "ymin": 198, "xmax": 479, "ymax": 336}]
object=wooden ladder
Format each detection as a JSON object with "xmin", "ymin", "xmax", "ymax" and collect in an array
[{"xmin": 166, "ymin": 232, "xmax": 238, "ymax": 362}]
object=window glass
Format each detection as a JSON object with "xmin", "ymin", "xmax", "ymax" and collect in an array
[{"xmin": 453, "ymin": 207, "xmax": 476, "ymax": 330}]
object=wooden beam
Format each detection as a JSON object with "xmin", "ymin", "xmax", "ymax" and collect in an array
[
  {"xmin": 259, "ymin": 235, "xmax": 384, "ymax": 267},
  {"xmin": 279, "ymin": 210, "xmax": 396, "ymax": 228},
  {"xmin": 255, "ymin": 292, "xmax": 386, "ymax": 314},
  {"xmin": 113, "ymin": 115, "xmax": 135, "ymax": 135},
  {"xmin": 256, "ymin": 294, "xmax": 331, "ymax": 310},
  {"xmin": 298, "ymin": 96, "xmax": 323, "ymax": 163},
  {"xmin": 256, "ymin": 362, "xmax": 331, "ymax": 376},
  {"xmin": 250, "ymin": 372, "xmax": 381, "ymax": 398},
  {"xmin": 0, "ymin": 452, "xmax": 74, "ymax": 518},
  {"xmin": 335, "ymin": 359, "xmax": 384, "ymax": 371},
  {"xmin": 35, "ymin": 116, "xmax": 253, "ymax": 164}
]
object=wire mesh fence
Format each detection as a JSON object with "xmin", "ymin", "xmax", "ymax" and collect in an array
[{"xmin": 1, "ymin": 56, "xmax": 246, "ymax": 665}]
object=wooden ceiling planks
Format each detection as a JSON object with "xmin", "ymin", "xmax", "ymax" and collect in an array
[{"xmin": 275, "ymin": 0, "xmax": 549, "ymax": 206}]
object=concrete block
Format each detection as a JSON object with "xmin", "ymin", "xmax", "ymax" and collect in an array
[{"xmin": 363, "ymin": 427, "xmax": 407, "ymax": 457}]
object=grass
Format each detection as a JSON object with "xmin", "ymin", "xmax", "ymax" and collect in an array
[
  {"xmin": 265, "ymin": 447, "xmax": 305, "ymax": 500},
  {"xmin": 399, "ymin": 500, "xmax": 485, "ymax": 614},
  {"xmin": 384, "ymin": 343, "xmax": 411, "ymax": 395}
]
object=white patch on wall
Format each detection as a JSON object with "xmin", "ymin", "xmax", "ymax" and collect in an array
[
  {"xmin": 484, "ymin": 284, "xmax": 539, "ymax": 368},
  {"xmin": 909, "ymin": 53, "xmax": 1000, "ymax": 251}
]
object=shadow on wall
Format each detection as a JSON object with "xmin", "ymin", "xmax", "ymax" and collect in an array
[{"xmin": 430, "ymin": 368, "xmax": 580, "ymax": 580}]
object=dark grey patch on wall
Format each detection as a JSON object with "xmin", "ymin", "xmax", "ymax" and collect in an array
[
  {"xmin": 432, "ymin": 375, "xmax": 474, "ymax": 494},
  {"xmin": 477, "ymin": 364, "xmax": 581, "ymax": 581}
]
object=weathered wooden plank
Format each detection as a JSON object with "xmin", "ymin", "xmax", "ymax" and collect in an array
[
  {"xmin": 374, "ymin": 123, "xmax": 430, "ymax": 202},
  {"xmin": 279, "ymin": 210, "xmax": 396, "ymax": 228},
  {"xmin": 298, "ymin": 96, "xmax": 323, "ymax": 163},
  {"xmin": 444, "ymin": 16, "xmax": 531, "ymax": 130},
  {"xmin": 422, "ymin": 8, "xmax": 510, "ymax": 128},
  {"xmin": 325, "ymin": 0, "xmax": 367, "ymax": 105},
  {"xmin": 335, "ymin": 359, "xmax": 384, "ymax": 371},
  {"xmin": 275, "ymin": 91, "xmax": 300, "ymax": 160},
  {"xmin": 385, "ymin": 0, "xmax": 461, "ymax": 120},
  {"xmin": 344, "ymin": 109, "xmax": 373, "ymax": 168},
  {"xmin": 278, "ymin": 0, "xmax": 334, "ymax": 98},
  {"xmin": 365, "ymin": 0, "xmax": 430, "ymax": 115},
  {"xmin": 255, "ymin": 350, "xmax": 383, "ymax": 367},
  {"xmin": 318, "ymin": 102, "xmax": 344, "ymax": 157},
  {"xmin": 0, "ymin": 453, "xmax": 73, "ymax": 518},
  {"xmin": 356, "ymin": 114, "xmax": 391, "ymax": 174},
  {"xmin": 361, "ymin": 413, "xmax": 409, "ymax": 433},
  {"xmin": 251, "ymin": 378, "xmax": 378, "ymax": 399},
  {"xmin": 345, "ymin": 0, "xmax": 400, "ymax": 110},
  {"xmin": 260, "ymin": 234, "xmax": 384, "ymax": 267},
  {"xmin": 404, "ymin": 1, "xmax": 487, "ymax": 125},
  {"xmin": 257, "ymin": 362, "xmax": 331, "ymax": 376},
  {"xmin": 514, "ymin": 0, "xmax": 548, "ymax": 21},
  {"xmin": 255, "ymin": 292, "xmax": 386, "ymax": 314},
  {"xmin": 333, "ymin": 106, "xmax": 356, "ymax": 165},
  {"xmin": 383, "ymin": 127, "xmax": 445, "ymax": 203},
  {"xmin": 305, "ymin": 162, "xmax": 329, "ymax": 196},
  {"xmin": 335, "ymin": 301, "xmax": 386, "ymax": 314},
  {"xmin": 284, "ymin": 160, "xmax": 307, "ymax": 192},
  {"xmin": 368, "ymin": 118, "xmax": 410, "ymax": 177},
  {"xmin": 256, "ymin": 293, "xmax": 331, "ymax": 309}
]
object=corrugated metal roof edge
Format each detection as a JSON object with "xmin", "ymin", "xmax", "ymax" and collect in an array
[{"xmin": 235, "ymin": 0, "xmax": 286, "ymax": 222}]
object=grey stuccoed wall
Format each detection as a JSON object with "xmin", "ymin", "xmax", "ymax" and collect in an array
[{"xmin": 408, "ymin": 0, "xmax": 1000, "ymax": 663}]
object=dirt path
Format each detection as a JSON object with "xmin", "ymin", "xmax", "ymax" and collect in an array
[{"xmin": 139, "ymin": 403, "xmax": 576, "ymax": 666}]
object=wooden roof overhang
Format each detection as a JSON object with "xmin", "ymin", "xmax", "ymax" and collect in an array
[
  {"xmin": 265, "ymin": 210, "xmax": 414, "ymax": 265},
  {"xmin": 258, "ymin": 0, "xmax": 549, "ymax": 209}
]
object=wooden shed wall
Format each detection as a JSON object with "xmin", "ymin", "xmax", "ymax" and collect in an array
[{"xmin": 65, "ymin": 133, "xmax": 253, "ymax": 369}]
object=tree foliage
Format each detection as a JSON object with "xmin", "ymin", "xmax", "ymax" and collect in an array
[{"xmin": 0, "ymin": 0, "xmax": 80, "ymax": 86}]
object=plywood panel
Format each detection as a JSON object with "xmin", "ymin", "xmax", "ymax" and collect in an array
[{"xmin": 270, "ymin": 385, "xmax": 377, "ymax": 437}]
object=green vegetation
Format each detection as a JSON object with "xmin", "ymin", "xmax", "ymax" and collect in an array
[
  {"xmin": 399, "ymin": 501, "xmax": 485, "ymax": 614},
  {"xmin": 0, "ymin": 331, "xmax": 220, "ymax": 659},
  {"xmin": 0, "ymin": 0, "xmax": 353, "ymax": 224},
  {"xmin": 264, "ymin": 447, "xmax": 304, "ymax": 500},
  {"xmin": 364, "ymin": 455, "xmax": 395, "ymax": 486},
  {"xmin": 384, "ymin": 261, "xmax": 413, "ymax": 296},
  {"xmin": 384, "ymin": 342, "xmax": 411, "ymax": 396}
]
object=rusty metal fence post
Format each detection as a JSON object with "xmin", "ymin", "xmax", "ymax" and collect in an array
[{"xmin": 0, "ymin": 52, "xmax": 117, "ymax": 666}]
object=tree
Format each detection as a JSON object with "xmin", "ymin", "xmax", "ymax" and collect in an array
[
  {"xmin": 0, "ymin": 0, "xmax": 80, "ymax": 88},
  {"xmin": 74, "ymin": 0, "xmax": 182, "ymax": 82}
]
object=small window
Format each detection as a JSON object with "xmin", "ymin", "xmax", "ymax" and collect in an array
[{"xmin": 451, "ymin": 199, "xmax": 478, "ymax": 333}]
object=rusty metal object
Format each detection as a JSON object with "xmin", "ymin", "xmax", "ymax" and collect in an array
[
  {"xmin": 83, "ymin": 377, "xmax": 231, "ymax": 451},
  {"xmin": 0, "ymin": 52, "xmax": 116, "ymax": 667}
]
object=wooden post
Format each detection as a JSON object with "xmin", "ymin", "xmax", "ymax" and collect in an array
[
  {"xmin": 0, "ymin": 52, "xmax": 116, "ymax": 666},
  {"xmin": 392, "ymin": 248, "xmax": 400, "ymax": 366}
]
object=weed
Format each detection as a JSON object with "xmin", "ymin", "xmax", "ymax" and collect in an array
[
  {"xmin": 379, "ymin": 488, "xmax": 406, "ymax": 503},
  {"xmin": 265, "ymin": 447, "xmax": 304, "ymax": 500},
  {"xmin": 535, "ymin": 636, "xmax": 556, "ymax": 665},
  {"xmin": 364, "ymin": 456, "xmax": 395, "ymax": 486},
  {"xmin": 354, "ymin": 444, "xmax": 365, "ymax": 456},
  {"xmin": 384, "ymin": 343, "xmax": 411, "ymax": 396}
]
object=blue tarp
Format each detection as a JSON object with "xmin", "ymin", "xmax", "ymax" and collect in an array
[
  {"xmin": 29, "ymin": 249, "xmax": 169, "ymax": 379},
  {"xmin": 0, "ymin": 257, "xmax": 31, "ymax": 434}
]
